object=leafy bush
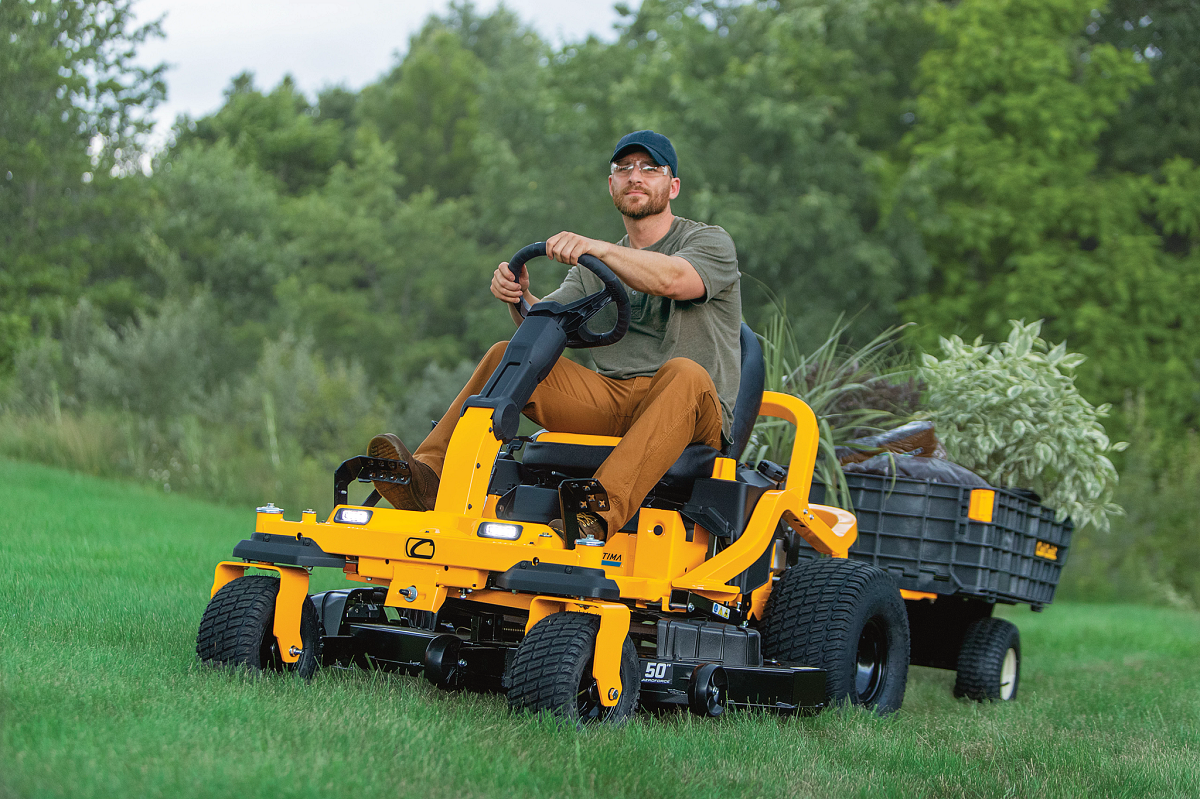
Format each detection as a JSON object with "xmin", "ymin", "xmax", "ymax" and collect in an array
[
  {"xmin": 233, "ymin": 332, "xmax": 388, "ymax": 460},
  {"xmin": 2, "ymin": 323, "xmax": 395, "ymax": 517},
  {"xmin": 76, "ymin": 296, "xmax": 223, "ymax": 418},
  {"xmin": 920, "ymin": 320, "xmax": 1125, "ymax": 530}
]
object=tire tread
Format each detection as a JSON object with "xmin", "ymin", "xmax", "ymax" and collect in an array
[{"xmin": 954, "ymin": 617, "xmax": 1020, "ymax": 701}]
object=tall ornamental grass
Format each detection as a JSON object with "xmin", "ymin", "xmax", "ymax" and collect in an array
[{"xmin": 747, "ymin": 311, "xmax": 918, "ymax": 509}]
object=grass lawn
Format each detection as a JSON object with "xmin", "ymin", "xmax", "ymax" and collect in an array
[{"xmin": 1, "ymin": 458, "xmax": 1198, "ymax": 798}]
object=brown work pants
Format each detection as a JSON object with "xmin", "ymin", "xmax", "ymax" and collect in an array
[{"xmin": 414, "ymin": 340, "xmax": 724, "ymax": 532}]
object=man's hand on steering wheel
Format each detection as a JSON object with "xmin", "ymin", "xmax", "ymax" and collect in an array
[
  {"xmin": 491, "ymin": 260, "xmax": 530, "ymax": 305},
  {"xmin": 545, "ymin": 231, "xmax": 615, "ymax": 266}
]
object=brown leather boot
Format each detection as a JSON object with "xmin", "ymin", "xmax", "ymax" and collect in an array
[{"xmin": 367, "ymin": 433, "xmax": 440, "ymax": 511}]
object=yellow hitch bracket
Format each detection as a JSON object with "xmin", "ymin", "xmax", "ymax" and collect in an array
[
  {"xmin": 526, "ymin": 597, "xmax": 631, "ymax": 707},
  {"xmin": 789, "ymin": 503, "xmax": 858, "ymax": 559},
  {"xmin": 211, "ymin": 561, "xmax": 310, "ymax": 664}
]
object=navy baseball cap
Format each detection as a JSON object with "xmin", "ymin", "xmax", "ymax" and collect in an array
[{"xmin": 611, "ymin": 130, "xmax": 678, "ymax": 178}]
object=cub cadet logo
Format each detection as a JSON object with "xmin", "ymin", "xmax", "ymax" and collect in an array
[
  {"xmin": 405, "ymin": 538, "xmax": 436, "ymax": 560},
  {"xmin": 601, "ymin": 552, "xmax": 622, "ymax": 567},
  {"xmin": 1035, "ymin": 541, "xmax": 1059, "ymax": 560}
]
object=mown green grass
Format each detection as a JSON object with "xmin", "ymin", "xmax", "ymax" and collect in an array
[{"xmin": 2, "ymin": 458, "xmax": 1198, "ymax": 799}]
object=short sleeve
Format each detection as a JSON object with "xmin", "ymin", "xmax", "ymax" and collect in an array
[
  {"xmin": 541, "ymin": 265, "xmax": 592, "ymax": 306},
  {"xmin": 672, "ymin": 225, "xmax": 739, "ymax": 302}
]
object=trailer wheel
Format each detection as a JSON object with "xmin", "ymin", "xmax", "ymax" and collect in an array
[
  {"xmin": 760, "ymin": 558, "xmax": 909, "ymax": 714},
  {"xmin": 196, "ymin": 575, "xmax": 322, "ymax": 680},
  {"xmin": 506, "ymin": 612, "xmax": 639, "ymax": 725},
  {"xmin": 954, "ymin": 618, "xmax": 1020, "ymax": 701}
]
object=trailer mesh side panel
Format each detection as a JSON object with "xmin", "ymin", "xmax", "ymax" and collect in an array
[{"xmin": 807, "ymin": 475, "xmax": 1072, "ymax": 607}]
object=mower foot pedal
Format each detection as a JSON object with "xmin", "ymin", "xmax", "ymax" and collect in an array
[
  {"xmin": 356, "ymin": 455, "xmax": 412, "ymax": 486},
  {"xmin": 558, "ymin": 479, "xmax": 610, "ymax": 548}
]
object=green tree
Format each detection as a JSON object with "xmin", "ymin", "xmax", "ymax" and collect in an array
[
  {"xmin": 896, "ymin": 0, "xmax": 1200, "ymax": 434},
  {"xmin": 277, "ymin": 129, "xmax": 507, "ymax": 398},
  {"xmin": 149, "ymin": 141, "xmax": 293, "ymax": 366},
  {"xmin": 173, "ymin": 73, "xmax": 344, "ymax": 195},
  {"xmin": 1088, "ymin": 0, "xmax": 1200, "ymax": 173},
  {"xmin": 0, "ymin": 0, "xmax": 165, "ymax": 365},
  {"xmin": 358, "ymin": 26, "xmax": 484, "ymax": 199}
]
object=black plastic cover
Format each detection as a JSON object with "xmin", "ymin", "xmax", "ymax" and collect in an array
[
  {"xmin": 487, "ymin": 457, "xmax": 523, "ymax": 497},
  {"xmin": 681, "ymin": 473, "xmax": 772, "ymax": 540},
  {"xmin": 657, "ymin": 619, "xmax": 762, "ymax": 666},
  {"xmin": 493, "ymin": 560, "xmax": 620, "ymax": 600},
  {"xmin": 232, "ymin": 532, "xmax": 346, "ymax": 568},
  {"xmin": 494, "ymin": 485, "xmax": 560, "ymax": 524}
]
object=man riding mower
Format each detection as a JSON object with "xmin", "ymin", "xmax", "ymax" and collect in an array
[{"xmin": 196, "ymin": 132, "xmax": 912, "ymax": 723}]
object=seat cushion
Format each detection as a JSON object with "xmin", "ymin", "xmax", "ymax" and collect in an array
[{"xmin": 521, "ymin": 440, "xmax": 720, "ymax": 494}]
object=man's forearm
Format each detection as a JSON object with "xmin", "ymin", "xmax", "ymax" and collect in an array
[
  {"xmin": 597, "ymin": 245, "xmax": 704, "ymax": 300},
  {"xmin": 545, "ymin": 232, "xmax": 705, "ymax": 301}
]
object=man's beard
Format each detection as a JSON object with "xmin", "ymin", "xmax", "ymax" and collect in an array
[{"xmin": 613, "ymin": 183, "xmax": 670, "ymax": 219}]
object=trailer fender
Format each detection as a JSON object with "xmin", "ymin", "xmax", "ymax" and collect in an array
[
  {"xmin": 211, "ymin": 561, "xmax": 311, "ymax": 664},
  {"xmin": 526, "ymin": 596, "xmax": 631, "ymax": 707}
]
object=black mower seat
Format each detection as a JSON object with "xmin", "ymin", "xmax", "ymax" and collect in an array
[{"xmin": 520, "ymin": 323, "xmax": 765, "ymax": 494}]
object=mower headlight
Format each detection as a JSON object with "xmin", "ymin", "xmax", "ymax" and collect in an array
[
  {"xmin": 335, "ymin": 508, "xmax": 373, "ymax": 525},
  {"xmin": 478, "ymin": 522, "xmax": 522, "ymax": 541}
]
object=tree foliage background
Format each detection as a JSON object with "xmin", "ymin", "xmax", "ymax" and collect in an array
[{"xmin": 1, "ymin": 0, "xmax": 1197, "ymax": 601}]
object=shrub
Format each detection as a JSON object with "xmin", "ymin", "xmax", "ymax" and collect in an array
[
  {"xmin": 920, "ymin": 320, "xmax": 1125, "ymax": 531},
  {"xmin": 232, "ymin": 332, "xmax": 388, "ymax": 460}
]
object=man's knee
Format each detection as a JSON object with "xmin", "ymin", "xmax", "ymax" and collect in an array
[
  {"xmin": 481, "ymin": 340, "xmax": 511, "ymax": 368},
  {"xmin": 659, "ymin": 357, "xmax": 717, "ymax": 393}
]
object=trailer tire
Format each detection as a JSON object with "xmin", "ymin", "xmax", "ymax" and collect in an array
[
  {"xmin": 954, "ymin": 618, "xmax": 1020, "ymax": 701},
  {"xmin": 506, "ymin": 612, "xmax": 639, "ymax": 725},
  {"xmin": 760, "ymin": 557, "xmax": 909, "ymax": 714},
  {"xmin": 196, "ymin": 575, "xmax": 322, "ymax": 680}
]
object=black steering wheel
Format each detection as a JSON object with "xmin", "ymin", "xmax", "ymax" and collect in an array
[{"xmin": 507, "ymin": 242, "xmax": 631, "ymax": 349}]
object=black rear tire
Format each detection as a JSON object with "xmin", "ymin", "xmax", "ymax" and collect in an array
[
  {"xmin": 954, "ymin": 617, "xmax": 1020, "ymax": 701},
  {"xmin": 506, "ymin": 612, "xmax": 639, "ymax": 725},
  {"xmin": 760, "ymin": 558, "xmax": 910, "ymax": 714},
  {"xmin": 196, "ymin": 575, "xmax": 322, "ymax": 679}
]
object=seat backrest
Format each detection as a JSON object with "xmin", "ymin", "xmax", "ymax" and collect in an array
[{"xmin": 724, "ymin": 322, "xmax": 765, "ymax": 461}]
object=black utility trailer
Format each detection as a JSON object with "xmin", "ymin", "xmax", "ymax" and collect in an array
[{"xmin": 805, "ymin": 474, "xmax": 1073, "ymax": 701}]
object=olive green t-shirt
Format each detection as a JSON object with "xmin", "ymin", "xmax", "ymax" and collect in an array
[{"xmin": 542, "ymin": 216, "xmax": 742, "ymax": 441}]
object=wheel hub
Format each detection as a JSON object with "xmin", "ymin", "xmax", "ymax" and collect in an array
[
  {"xmin": 855, "ymin": 617, "xmax": 889, "ymax": 704},
  {"xmin": 999, "ymin": 647, "xmax": 1018, "ymax": 700}
]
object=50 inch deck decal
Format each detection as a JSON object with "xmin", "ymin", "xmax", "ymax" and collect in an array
[{"xmin": 405, "ymin": 538, "xmax": 436, "ymax": 559}]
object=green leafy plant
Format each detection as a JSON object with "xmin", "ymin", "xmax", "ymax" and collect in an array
[
  {"xmin": 921, "ymin": 320, "xmax": 1125, "ymax": 530},
  {"xmin": 747, "ymin": 311, "xmax": 917, "ymax": 509}
]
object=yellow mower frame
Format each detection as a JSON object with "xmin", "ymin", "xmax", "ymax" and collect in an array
[{"xmin": 214, "ymin": 392, "xmax": 854, "ymax": 705}]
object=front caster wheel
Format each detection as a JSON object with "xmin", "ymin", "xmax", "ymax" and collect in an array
[
  {"xmin": 196, "ymin": 575, "xmax": 322, "ymax": 679},
  {"xmin": 505, "ymin": 612, "xmax": 639, "ymax": 726},
  {"xmin": 954, "ymin": 618, "xmax": 1020, "ymax": 701},
  {"xmin": 688, "ymin": 663, "xmax": 728, "ymax": 718}
]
